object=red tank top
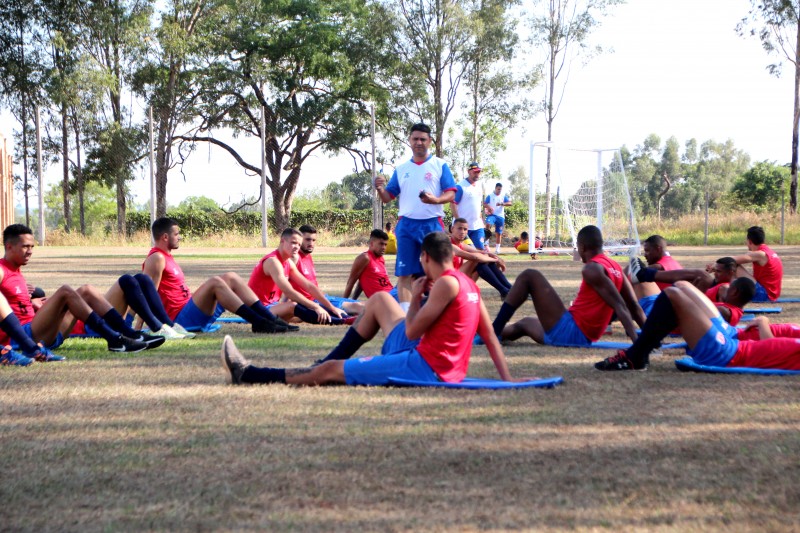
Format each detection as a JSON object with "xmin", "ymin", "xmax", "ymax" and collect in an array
[
  {"xmin": 715, "ymin": 301, "xmax": 743, "ymax": 326},
  {"xmin": 0, "ymin": 258, "xmax": 34, "ymax": 345},
  {"xmin": 752, "ymin": 244, "xmax": 782, "ymax": 300},
  {"xmin": 705, "ymin": 283, "xmax": 726, "ymax": 302},
  {"xmin": 737, "ymin": 322, "xmax": 800, "ymax": 341},
  {"xmin": 655, "ymin": 254, "xmax": 682, "ymax": 290},
  {"xmin": 248, "ymin": 250, "xmax": 292, "ymax": 305},
  {"xmin": 145, "ymin": 247, "xmax": 191, "ymax": 321},
  {"xmin": 290, "ymin": 252, "xmax": 317, "ymax": 300},
  {"xmin": 358, "ymin": 250, "xmax": 393, "ymax": 297},
  {"xmin": 729, "ymin": 337, "xmax": 800, "ymax": 370},
  {"xmin": 569, "ymin": 254, "xmax": 624, "ymax": 342},
  {"xmin": 451, "ymin": 238, "xmax": 464, "ymax": 270},
  {"xmin": 417, "ymin": 270, "xmax": 481, "ymax": 382}
]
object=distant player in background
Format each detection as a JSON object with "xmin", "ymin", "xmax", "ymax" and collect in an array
[
  {"xmin": 732, "ymin": 225, "xmax": 783, "ymax": 302},
  {"xmin": 627, "ymin": 235, "xmax": 682, "ymax": 315},
  {"xmin": 451, "ymin": 161, "xmax": 486, "ymax": 250},
  {"xmin": 384, "ymin": 222, "xmax": 398, "ymax": 255},
  {"xmin": 484, "ymin": 182, "xmax": 512, "ymax": 253},
  {"xmin": 344, "ymin": 229, "xmax": 396, "ymax": 300}
]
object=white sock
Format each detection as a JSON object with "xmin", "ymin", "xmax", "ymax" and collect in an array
[{"xmin": 399, "ymin": 301, "xmax": 411, "ymax": 313}]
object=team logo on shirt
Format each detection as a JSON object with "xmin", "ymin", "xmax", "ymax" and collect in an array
[
  {"xmin": 467, "ymin": 292, "xmax": 479, "ymax": 303},
  {"xmin": 14, "ymin": 286, "xmax": 21, "ymax": 294},
  {"xmin": 715, "ymin": 331, "xmax": 726, "ymax": 345},
  {"xmin": 425, "ymin": 172, "xmax": 433, "ymax": 181}
]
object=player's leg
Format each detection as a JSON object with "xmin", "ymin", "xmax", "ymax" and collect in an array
[
  {"xmin": 393, "ymin": 217, "xmax": 427, "ymax": 305},
  {"xmin": 77, "ymin": 285, "xmax": 165, "ymax": 348},
  {"xmin": 501, "ymin": 317, "xmax": 546, "ymax": 344},
  {"xmin": 192, "ymin": 276, "xmax": 284, "ymax": 333},
  {"xmin": 108, "ymin": 275, "xmax": 163, "ymax": 332},
  {"xmin": 494, "ymin": 218, "xmax": 504, "ymax": 252},
  {"xmin": 0, "ymin": 294, "xmax": 50, "ymax": 360},
  {"xmin": 475, "ymin": 262, "xmax": 510, "ymax": 298},
  {"xmin": 492, "ymin": 269, "xmax": 567, "ymax": 338}
]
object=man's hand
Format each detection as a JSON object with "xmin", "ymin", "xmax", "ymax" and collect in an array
[
  {"xmin": 419, "ymin": 191, "xmax": 437, "ymax": 204},
  {"xmin": 411, "ymin": 276, "xmax": 432, "ymax": 301},
  {"xmin": 374, "ymin": 175, "xmax": 386, "ymax": 189},
  {"xmin": 330, "ymin": 307, "xmax": 346, "ymax": 320},
  {"xmin": 313, "ymin": 304, "xmax": 332, "ymax": 324}
]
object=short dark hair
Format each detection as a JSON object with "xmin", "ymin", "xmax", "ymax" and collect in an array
[
  {"xmin": 577, "ymin": 225, "xmax": 603, "ymax": 251},
  {"xmin": 152, "ymin": 217, "xmax": 177, "ymax": 240},
  {"xmin": 385, "ymin": 222, "xmax": 392, "ymax": 231},
  {"xmin": 298, "ymin": 224, "xmax": 317, "ymax": 234},
  {"xmin": 730, "ymin": 277, "xmax": 756, "ymax": 307},
  {"xmin": 370, "ymin": 229, "xmax": 389, "ymax": 241},
  {"xmin": 520, "ymin": 231, "xmax": 529, "ymax": 239},
  {"xmin": 716, "ymin": 257, "xmax": 737, "ymax": 273},
  {"xmin": 281, "ymin": 228, "xmax": 302, "ymax": 240},
  {"xmin": 3, "ymin": 224, "xmax": 33, "ymax": 245},
  {"xmin": 495, "ymin": 182, "xmax": 502, "ymax": 188},
  {"xmin": 452, "ymin": 217, "xmax": 468, "ymax": 225},
  {"xmin": 421, "ymin": 231, "xmax": 452, "ymax": 264},
  {"xmin": 409, "ymin": 123, "xmax": 432, "ymax": 136},
  {"xmin": 746, "ymin": 226, "xmax": 765, "ymax": 245},
  {"xmin": 643, "ymin": 235, "xmax": 666, "ymax": 248}
]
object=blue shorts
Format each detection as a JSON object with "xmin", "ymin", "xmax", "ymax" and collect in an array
[
  {"xmin": 709, "ymin": 315, "xmax": 737, "ymax": 339},
  {"xmin": 544, "ymin": 311, "xmax": 591, "ymax": 347},
  {"xmin": 752, "ymin": 282, "xmax": 770, "ymax": 302},
  {"xmin": 493, "ymin": 216, "xmax": 505, "ymax": 234},
  {"xmin": 176, "ymin": 300, "xmax": 225, "ymax": 332},
  {"xmin": 687, "ymin": 324, "xmax": 738, "ymax": 367},
  {"xmin": 468, "ymin": 229, "xmax": 485, "ymax": 250},
  {"xmin": 19, "ymin": 323, "xmax": 64, "ymax": 350},
  {"xmin": 343, "ymin": 348, "xmax": 439, "ymax": 386},
  {"xmin": 638, "ymin": 294, "xmax": 659, "ymax": 316},
  {"xmin": 321, "ymin": 295, "xmax": 360, "ymax": 311},
  {"xmin": 395, "ymin": 217, "xmax": 445, "ymax": 277},
  {"xmin": 381, "ymin": 321, "xmax": 420, "ymax": 355}
]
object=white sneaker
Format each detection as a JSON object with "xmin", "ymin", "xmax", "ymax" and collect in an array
[
  {"xmin": 171, "ymin": 323, "xmax": 197, "ymax": 339},
  {"xmin": 153, "ymin": 324, "xmax": 186, "ymax": 340}
]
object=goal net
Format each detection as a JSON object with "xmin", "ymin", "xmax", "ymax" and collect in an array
[{"xmin": 527, "ymin": 142, "xmax": 639, "ymax": 257}]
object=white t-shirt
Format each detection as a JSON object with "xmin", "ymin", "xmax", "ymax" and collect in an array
[
  {"xmin": 386, "ymin": 155, "xmax": 456, "ymax": 219},
  {"xmin": 454, "ymin": 179, "xmax": 484, "ymax": 230},
  {"xmin": 485, "ymin": 191, "xmax": 510, "ymax": 219}
]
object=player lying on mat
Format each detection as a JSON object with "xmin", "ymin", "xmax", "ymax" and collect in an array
[{"xmin": 595, "ymin": 281, "xmax": 800, "ymax": 371}]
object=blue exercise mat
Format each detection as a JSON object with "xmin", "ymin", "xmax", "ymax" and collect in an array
[
  {"xmin": 775, "ymin": 297, "xmax": 800, "ymax": 303},
  {"xmin": 217, "ymin": 316, "xmax": 247, "ymax": 323},
  {"xmin": 675, "ymin": 357, "xmax": 800, "ymax": 375},
  {"xmin": 388, "ymin": 376, "xmax": 564, "ymax": 389},
  {"xmin": 742, "ymin": 307, "xmax": 782, "ymax": 314}
]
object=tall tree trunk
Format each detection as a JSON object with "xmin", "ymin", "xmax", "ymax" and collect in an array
[
  {"xmin": 791, "ymin": 18, "xmax": 800, "ymax": 214},
  {"xmin": 155, "ymin": 106, "xmax": 171, "ymax": 217},
  {"xmin": 19, "ymin": 18, "xmax": 30, "ymax": 227},
  {"xmin": 72, "ymin": 118, "xmax": 85, "ymax": 235},
  {"xmin": 61, "ymin": 101, "xmax": 71, "ymax": 232}
]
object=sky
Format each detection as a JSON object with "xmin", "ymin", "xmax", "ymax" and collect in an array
[{"xmin": 0, "ymin": 0, "xmax": 795, "ymax": 210}]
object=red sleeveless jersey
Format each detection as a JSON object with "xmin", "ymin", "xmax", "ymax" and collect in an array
[
  {"xmin": 248, "ymin": 250, "xmax": 292, "ymax": 305},
  {"xmin": 569, "ymin": 254, "xmax": 624, "ymax": 342},
  {"xmin": 290, "ymin": 252, "xmax": 317, "ymax": 300},
  {"xmin": 358, "ymin": 250, "xmax": 393, "ymax": 297},
  {"xmin": 737, "ymin": 322, "xmax": 800, "ymax": 341},
  {"xmin": 752, "ymin": 244, "xmax": 782, "ymax": 300},
  {"xmin": 729, "ymin": 337, "xmax": 800, "ymax": 370},
  {"xmin": 715, "ymin": 301, "xmax": 743, "ymax": 326},
  {"xmin": 145, "ymin": 248, "xmax": 192, "ymax": 321},
  {"xmin": 705, "ymin": 283, "xmax": 726, "ymax": 302},
  {"xmin": 0, "ymin": 258, "xmax": 34, "ymax": 345},
  {"xmin": 655, "ymin": 254, "xmax": 682, "ymax": 290},
  {"xmin": 450, "ymin": 238, "xmax": 464, "ymax": 270},
  {"xmin": 417, "ymin": 269, "xmax": 482, "ymax": 383}
]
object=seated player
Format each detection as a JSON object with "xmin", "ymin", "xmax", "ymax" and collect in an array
[
  {"xmin": 288, "ymin": 225, "xmax": 364, "ymax": 317},
  {"xmin": 144, "ymin": 217, "xmax": 291, "ymax": 334},
  {"xmin": 706, "ymin": 277, "xmax": 755, "ymax": 327},
  {"xmin": 736, "ymin": 316, "xmax": 800, "ymax": 341},
  {"xmin": 627, "ymin": 235, "xmax": 682, "ymax": 315},
  {"xmin": 450, "ymin": 218, "xmax": 511, "ymax": 298},
  {"xmin": 248, "ymin": 228, "xmax": 350, "ymax": 326},
  {"xmin": 384, "ymin": 222, "xmax": 398, "ymax": 255},
  {"xmin": 513, "ymin": 232, "xmax": 530, "ymax": 253},
  {"xmin": 1, "ymin": 224, "xmax": 153, "ymax": 354},
  {"xmin": 595, "ymin": 281, "xmax": 800, "ymax": 371},
  {"xmin": 631, "ymin": 256, "xmax": 738, "ymax": 296},
  {"xmin": 343, "ymin": 229, "xmax": 397, "ymax": 300},
  {"xmin": 492, "ymin": 225, "xmax": 646, "ymax": 346},
  {"xmin": 0, "ymin": 291, "xmax": 59, "ymax": 366},
  {"xmin": 732, "ymin": 226, "xmax": 783, "ymax": 302},
  {"xmin": 220, "ymin": 231, "xmax": 529, "ymax": 387}
]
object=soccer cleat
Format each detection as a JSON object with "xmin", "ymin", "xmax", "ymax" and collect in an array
[
  {"xmin": 131, "ymin": 331, "xmax": 167, "ymax": 350},
  {"xmin": 171, "ymin": 323, "xmax": 197, "ymax": 339},
  {"xmin": 341, "ymin": 315, "xmax": 357, "ymax": 326},
  {"xmin": 107, "ymin": 335, "xmax": 149, "ymax": 353},
  {"xmin": 29, "ymin": 343, "xmax": 65, "ymax": 362},
  {"xmin": 594, "ymin": 349, "xmax": 649, "ymax": 371},
  {"xmin": 252, "ymin": 320, "xmax": 288, "ymax": 334},
  {"xmin": 0, "ymin": 345, "xmax": 34, "ymax": 366},
  {"xmin": 220, "ymin": 335, "xmax": 250, "ymax": 385},
  {"xmin": 152, "ymin": 324, "xmax": 186, "ymax": 340},
  {"xmin": 628, "ymin": 257, "xmax": 646, "ymax": 284},
  {"xmin": 272, "ymin": 316, "xmax": 300, "ymax": 332}
]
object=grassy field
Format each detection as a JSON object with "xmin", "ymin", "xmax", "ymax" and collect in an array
[{"xmin": 2, "ymin": 245, "xmax": 800, "ymax": 531}]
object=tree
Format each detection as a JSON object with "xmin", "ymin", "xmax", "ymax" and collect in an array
[
  {"xmin": 737, "ymin": 1, "xmax": 800, "ymax": 213},
  {"xmin": 528, "ymin": 0, "xmax": 622, "ymax": 237},
  {"xmin": 181, "ymin": 0, "xmax": 394, "ymax": 230},
  {"xmin": 730, "ymin": 160, "xmax": 790, "ymax": 211}
]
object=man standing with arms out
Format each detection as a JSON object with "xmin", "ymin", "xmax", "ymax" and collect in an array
[
  {"xmin": 451, "ymin": 162, "xmax": 486, "ymax": 250},
  {"xmin": 144, "ymin": 218, "xmax": 288, "ymax": 334},
  {"xmin": 484, "ymin": 182, "xmax": 512, "ymax": 254},
  {"xmin": 374, "ymin": 123, "xmax": 456, "ymax": 309},
  {"xmin": 220, "ymin": 232, "xmax": 529, "ymax": 387},
  {"xmin": 343, "ymin": 229, "xmax": 396, "ymax": 300},
  {"xmin": 732, "ymin": 225, "xmax": 783, "ymax": 302}
]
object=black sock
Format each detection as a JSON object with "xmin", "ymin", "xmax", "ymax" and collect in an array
[
  {"xmin": 250, "ymin": 301, "xmax": 277, "ymax": 321},
  {"xmin": 85, "ymin": 312, "xmax": 124, "ymax": 342},
  {"xmin": 235, "ymin": 304, "xmax": 269, "ymax": 327},
  {"xmin": 642, "ymin": 268, "xmax": 658, "ymax": 283},
  {"xmin": 477, "ymin": 264, "xmax": 511, "ymax": 297},
  {"xmin": 0, "ymin": 313, "xmax": 39, "ymax": 354},
  {"xmin": 119, "ymin": 274, "xmax": 163, "ymax": 331},
  {"xmin": 493, "ymin": 302, "xmax": 518, "ymax": 338},
  {"xmin": 626, "ymin": 292, "xmax": 678, "ymax": 363},
  {"xmin": 241, "ymin": 366, "xmax": 286, "ymax": 384},
  {"xmin": 134, "ymin": 273, "xmax": 174, "ymax": 326},
  {"xmin": 490, "ymin": 263, "xmax": 512, "ymax": 290},
  {"xmin": 294, "ymin": 304, "xmax": 319, "ymax": 324},
  {"xmin": 317, "ymin": 327, "xmax": 367, "ymax": 363},
  {"xmin": 103, "ymin": 308, "xmax": 139, "ymax": 338}
]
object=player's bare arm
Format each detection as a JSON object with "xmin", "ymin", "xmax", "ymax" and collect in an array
[
  {"xmin": 265, "ymin": 259, "xmax": 330, "ymax": 323},
  {"xmin": 583, "ymin": 263, "xmax": 639, "ymax": 341},
  {"xmin": 142, "ymin": 253, "xmax": 166, "ymax": 289},
  {"xmin": 619, "ymin": 276, "xmax": 647, "ymax": 327},
  {"xmin": 343, "ymin": 254, "xmax": 369, "ymax": 299},
  {"xmin": 288, "ymin": 265, "xmax": 344, "ymax": 318},
  {"xmin": 475, "ymin": 300, "xmax": 519, "ymax": 381},
  {"xmin": 405, "ymin": 275, "xmax": 457, "ymax": 340},
  {"xmin": 373, "ymin": 176, "xmax": 393, "ymax": 203},
  {"xmin": 420, "ymin": 189, "xmax": 455, "ymax": 205}
]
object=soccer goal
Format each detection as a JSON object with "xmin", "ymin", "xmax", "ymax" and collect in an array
[{"xmin": 527, "ymin": 142, "xmax": 640, "ymax": 257}]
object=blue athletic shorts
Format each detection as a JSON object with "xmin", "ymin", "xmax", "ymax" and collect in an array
[
  {"xmin": 493, "ymin": 216, "xmax": 505, "ymax": 234},
  {"xmin": 395, "ymin": 217, "xmax": 444, "ymax": 277},
  {"xmin": 638, "ymin": 294, "xmax": 659, "ymax": 316},
  {"xmin": 19, "ymin": 323, "xmax": 64, "ymax": 350},
  {"xmin": 321, "ymin": 295, "xmax": 360, "ymax": 311},
  {"xmin": 468, "ymin": 229, "xmax": 485, "ymax": 250},
  {"xmin": 709, "ymin": 315, "xmax": 737, "ymax": 339},
  {"xmin": 381, "ymin": 321, "xmax": 420, "ymax": 355},
  {"xmin": 752, "ymin": 282, "xmax": 770, "ymax": 302},
  {"xmin": 687, "ymin": 324, "xmax": 738, "ymax": 367},
  {"xmin": 344, "ymin": 348, "xmax": 439, "ymax": 386},
  {"xmin": 543, "ymin": 311, "xmax": 591, "ymax": 347},
  {"xmin": 175, "ymin": 300, "xmax": 225, "ymax": 332}
]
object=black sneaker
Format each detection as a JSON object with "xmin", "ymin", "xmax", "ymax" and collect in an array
[
  {"xmin": 130, "ymin": 332, "xmax": 167, "ymax": 350},
  {"xmin": 220, "ymin": 335, "xmax": 250, "ymax": 385},
  {"xmin": 273, "ymin": 316, "xmax": 300, "ymax": 332},
  {"xmin": 595, "ymin": 350, "xmax": 649, "ymax": 371},
  {"xmin": 107, "ymin": 335, "xmax": 149, "ymax": 353},
  {"xmin": 252, "ymin": 320, "xmax": 288, "ymax": 334}
]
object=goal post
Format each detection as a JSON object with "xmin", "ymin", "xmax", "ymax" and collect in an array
[{"xmin": 528, "ymin": 141, "xmax": 640, "ymax": 256}]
